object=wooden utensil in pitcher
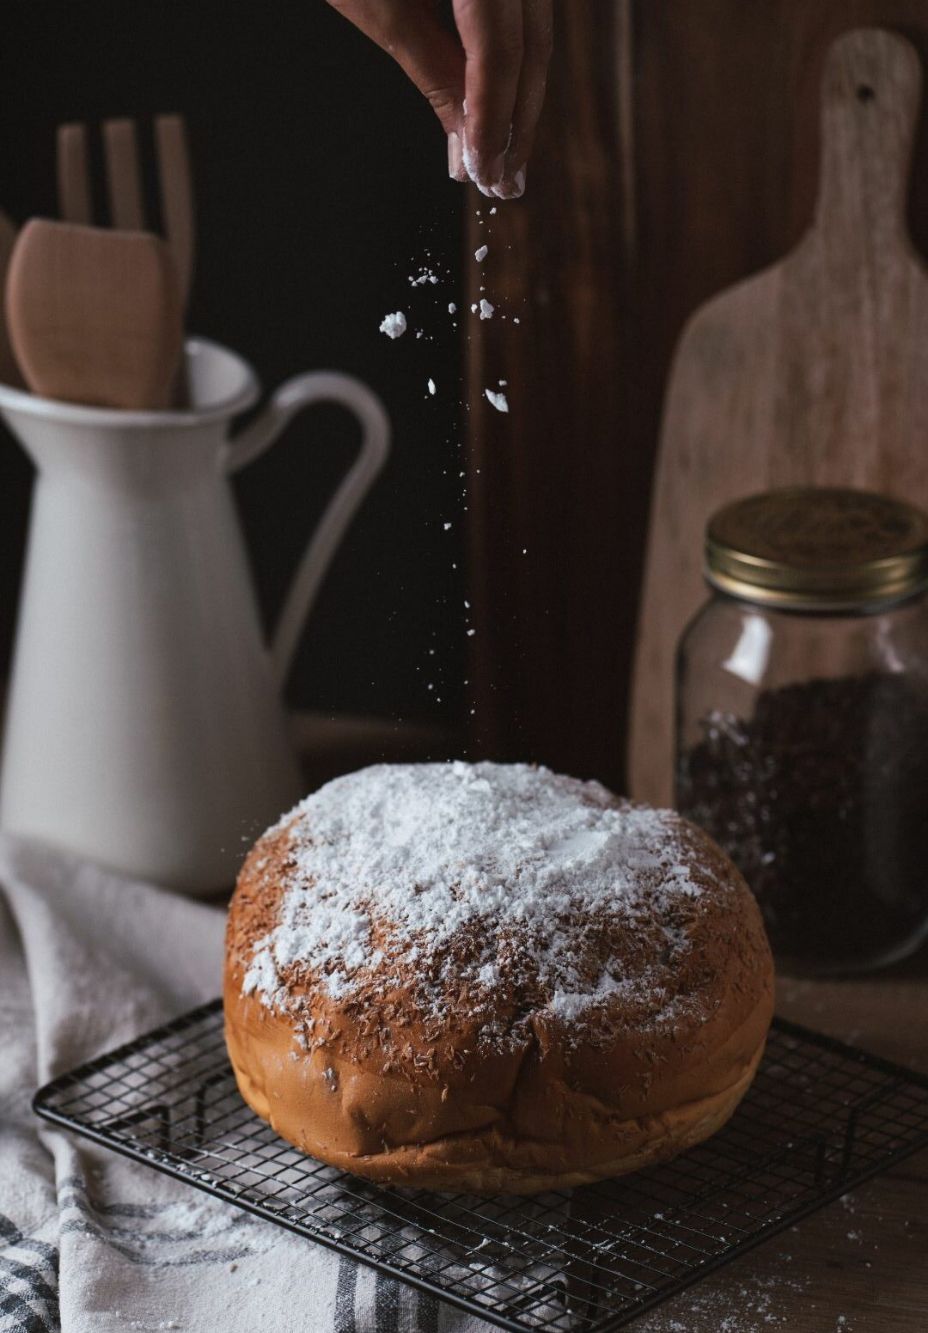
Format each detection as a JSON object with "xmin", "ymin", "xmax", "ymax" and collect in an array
[
  {"xmin": 5, "ymin": 115, "xmax": 194, "ymax": 409},
  {"xmin": 83, "ymin": 115, "xmax": 196, "ymax": 406},
  {"xmin": 57, "ymin": 115, "xmax": 195, "ymax": 308},
  {"xmin": 6, "ymin": 219, "xmax": 183, "ymax": 409}
]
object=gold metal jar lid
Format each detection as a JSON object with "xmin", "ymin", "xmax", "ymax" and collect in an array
[{"xmin": 705, "ymin": 488, "xmax": 928, "ymax": 611}]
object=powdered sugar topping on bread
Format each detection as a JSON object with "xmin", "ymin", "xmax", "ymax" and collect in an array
[{"xmin": 241, "ymin": 762, "xmax": 715, "ymax": 1036}]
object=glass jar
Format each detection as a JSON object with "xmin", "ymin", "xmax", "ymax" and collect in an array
[{"xmin": 675, "ymin": 488, "xmax": 928, "ymax": 976}]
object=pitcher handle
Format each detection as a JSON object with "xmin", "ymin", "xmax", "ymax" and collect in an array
[{"xmin": 226, "ymin": 371, "xmax": 391, "ymax": 688}]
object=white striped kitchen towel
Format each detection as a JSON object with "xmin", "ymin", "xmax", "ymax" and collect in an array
[{"xmin": 0, "ymin": 835, "xmax": 496, "ymax": 1333}]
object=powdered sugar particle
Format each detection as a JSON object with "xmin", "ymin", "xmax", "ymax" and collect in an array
[{"xmin": 378, "ymin": 311, "xmax": 407, "ymax": 339}]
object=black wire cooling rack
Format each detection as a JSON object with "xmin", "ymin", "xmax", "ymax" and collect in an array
[{"xmin": 33, "ymin": 1002, "xmax": 928, "ymax": 1332}]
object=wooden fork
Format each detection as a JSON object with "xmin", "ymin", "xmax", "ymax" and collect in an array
[
  {"xmin": 57, "ymin": 115, "xmax": 195, "ymax": 310},
  {"xmin": 6, "ymin": 116, "xmax": 195, "ymax": 409}
]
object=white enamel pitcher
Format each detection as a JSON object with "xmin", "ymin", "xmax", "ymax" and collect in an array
[{"xmin": 0, "ymin": 337, "xmax": 390, "ymax": 895}]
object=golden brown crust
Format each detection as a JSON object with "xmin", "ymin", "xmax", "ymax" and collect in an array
[
  {"xmin": 224, "ymin": 969, "xmax": 770, "ymax": 1192},
  {"xmin": 223, "ymin": 775, "xmax": 774, "ymax": 1194}
]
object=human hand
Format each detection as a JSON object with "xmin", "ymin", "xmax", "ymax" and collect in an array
[{"xmin": 327, "ymin": 0, "xmax": 552, "ymax": 198}]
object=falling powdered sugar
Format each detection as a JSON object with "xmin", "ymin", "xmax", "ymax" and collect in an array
[
  {"xmin": 378, "ymin": 311, "xmax": 407, "ymax": 339},
  {"xmin": 485, "ymin": 388, "xmax": 509, "ymax": 412},
  {"xmin": 242, "ymin": 762, "xmax": 709, "ymax": 1038}
]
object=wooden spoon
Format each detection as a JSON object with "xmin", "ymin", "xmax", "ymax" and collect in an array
[{"xmin": 5, "ymin": 218, "xmax": 183, "ymax": 409}]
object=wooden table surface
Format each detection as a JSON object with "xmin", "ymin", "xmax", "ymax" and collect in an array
[{"xmin": 635, "ymin": 948, "xmax": 928, "ymax": 1332}]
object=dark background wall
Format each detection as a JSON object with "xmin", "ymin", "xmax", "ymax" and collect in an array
[
  {"xmin": 9, "ymin": 3, "xmax": 928, "ymax": 795},
  {"xmin": 0, "ymin": 0, "xmax": 465, "ymax": 728}
]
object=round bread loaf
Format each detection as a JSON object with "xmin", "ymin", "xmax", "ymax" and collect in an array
[{"xmin": 224, "ymin": 762, "xmax": 774, "ymax": 1194}]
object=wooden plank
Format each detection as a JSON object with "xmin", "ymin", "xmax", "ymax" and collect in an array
[
  {"xmin": 463, "ymin": 2, "xmax": 637, "ymax": 786},
  {"xmin": 464, "ymin": 0, "xmax": 928, "ymax": 796}
]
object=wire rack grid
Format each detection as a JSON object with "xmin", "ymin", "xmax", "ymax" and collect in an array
[{"xmin": 32, "ymin": 1001, "xmax": 928, "ymax": 1332}]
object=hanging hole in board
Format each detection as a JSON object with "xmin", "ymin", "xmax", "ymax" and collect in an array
[{"xmin": 856, "ymin": 84, "xmax": 876, "ymax": 104}]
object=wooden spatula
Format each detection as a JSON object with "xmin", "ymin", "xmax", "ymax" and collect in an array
[
  {"xmin": 6, "ymin": 219, "xmax": 183, "ymax": 409},
  {"xmin": 0, "ymin": 208, "xmax": 23, "ymax": 386},
  {"xmin": 629, "ymin": 28, "xmax": 928, "ymax": 806}
]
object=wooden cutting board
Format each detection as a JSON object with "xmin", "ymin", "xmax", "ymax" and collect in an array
[{"xmin": 629, "ymin": 26, "xmax": 928, "ymax": 807}]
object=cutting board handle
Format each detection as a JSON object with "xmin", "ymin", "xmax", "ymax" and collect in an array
[{"xmin": 815, "ymin": 28, "xmax": 921, "ymax": 250}]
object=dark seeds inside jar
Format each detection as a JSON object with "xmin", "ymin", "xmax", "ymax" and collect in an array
[{"xmin": 677, "ymin": 672, "xmax": 928, "ymax": 973}]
